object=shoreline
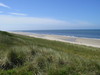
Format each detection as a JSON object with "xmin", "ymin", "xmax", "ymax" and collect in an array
[{"xmin": 10, "ymin": 32, "xmax": 100, "ymax": 48}]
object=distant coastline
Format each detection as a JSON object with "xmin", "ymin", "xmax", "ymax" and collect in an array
[{"xmin": 13, "ymin": 29, "xmax": 100, "ymax": 39}]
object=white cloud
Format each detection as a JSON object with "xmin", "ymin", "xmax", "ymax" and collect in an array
[
  {"xmin": 0, "ymin": 3, "xmax": 10, "ymax": 8},
  {"xmin": 0, "ymin": 15, "xmax": 68, "ymax": 25},
  {"xmin": 0, "ymin": 15, "xmax": 92, "ymax": 30},
  {"xmin": 10, "ymin": 13, "xmax": 27, "ymax": 16}
]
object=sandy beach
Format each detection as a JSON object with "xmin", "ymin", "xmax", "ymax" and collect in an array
[{"xmin": 10, "ymin": 32, "xmax": 100, "ymax": 48}]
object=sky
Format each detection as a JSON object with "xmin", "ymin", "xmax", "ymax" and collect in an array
[{"xmin": 0, "ymin": 0, "xmax": 100, "ymax": 30}]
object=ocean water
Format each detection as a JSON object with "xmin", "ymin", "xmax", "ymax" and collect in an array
[{"xmin": 18, "ymin": 29, "xmax": 100, "ymax": 39}]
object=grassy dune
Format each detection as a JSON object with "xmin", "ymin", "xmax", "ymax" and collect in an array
[{"xmin": 0, "ymin": 31, "xmax": 100, "ymax": 75}]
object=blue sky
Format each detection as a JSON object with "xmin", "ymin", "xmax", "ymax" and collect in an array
[{"xmin": 0, "ymin": 0, "xmax": 100, "ymax": 30}]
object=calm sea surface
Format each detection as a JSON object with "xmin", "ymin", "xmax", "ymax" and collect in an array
[{"xmin": 17, "ymin": 29, "xmax": 100, "ymax": 39}]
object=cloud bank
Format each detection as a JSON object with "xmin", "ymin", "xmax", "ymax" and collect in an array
[
  {"xmin": 0, "ymin": 15, "xmax": 92, "ymax": 30},
  {"xmin": 0, "ymin": 15, "xmax": 68, "ymax": 25}
]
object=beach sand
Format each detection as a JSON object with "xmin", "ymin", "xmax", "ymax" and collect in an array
[{"xmin": 10, "ymin": 32, "xmax": 100, "ymax": 48}]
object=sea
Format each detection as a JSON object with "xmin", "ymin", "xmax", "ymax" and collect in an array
[{"xmin": 16, "ymin": 29, "xmax": 100, "ymax": 39}]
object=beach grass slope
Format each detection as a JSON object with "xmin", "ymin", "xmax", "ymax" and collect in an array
[{"xmin": 0, "ymin": 31, "xmax": 100, "ymax": 75}]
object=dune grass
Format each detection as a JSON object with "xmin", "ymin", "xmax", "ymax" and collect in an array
[{"xmin": 0, "ymin": 31, "xmax": 100, "ymax": 75}]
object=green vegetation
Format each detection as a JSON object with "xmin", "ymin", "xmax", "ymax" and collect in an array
[{"xmin": 0, "ymin": 31, "xmax": 100, "ymax": 75}]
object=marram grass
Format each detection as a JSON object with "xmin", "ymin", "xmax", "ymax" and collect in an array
[{"xmin": 0, "ymin": 31, "xmax": 100, "ymax": 75}]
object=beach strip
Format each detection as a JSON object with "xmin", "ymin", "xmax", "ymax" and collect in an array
[{"xmin": 10, "ymin": 32, "xmax": 100, "ymax": 48}]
